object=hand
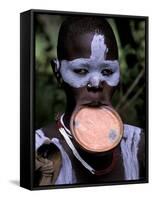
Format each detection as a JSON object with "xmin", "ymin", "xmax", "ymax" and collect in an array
[{"xmin": 35, "ymin": 153, "xmax": 54, "ymax": 185}]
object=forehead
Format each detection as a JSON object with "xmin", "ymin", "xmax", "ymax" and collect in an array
[{"xmin": 65, "ymin": 32, "xmax": 106, "ymax": 60}]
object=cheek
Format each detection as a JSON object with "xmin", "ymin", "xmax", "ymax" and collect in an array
[
  {"xmin": 104, "ymin": 71, "xmax": 120, "ymax": 87},
  {"xmin": 60, "ymin": 67, "xmax": 89, "ymax": 88},
  {"xmin": 102, "ymin": 84, "xmax": 115, "ymax": 99},
  {"xmin": 67, "ymin": 86, "xmax": 88, "ymax": 102}
]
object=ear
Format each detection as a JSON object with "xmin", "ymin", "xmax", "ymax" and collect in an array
[{"xmin": 50, "ymin": 59, "xmax": 62, "ymax": 84}]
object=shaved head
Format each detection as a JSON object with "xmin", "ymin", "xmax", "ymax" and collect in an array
[
  {"xmin": 51, "ymin": 16, "xmax": 120, "ymax": 111},
  {"xmin": 57, "ymin": 16, "xmax": 118, "ymax": 61}
]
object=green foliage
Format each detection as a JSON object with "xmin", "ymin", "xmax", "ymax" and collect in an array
[
  {"xmin": 35, "ymin": 14, "xmax": 66, "ymax": 128},
  {"xmin": 109, "ymin": 19, "xmax": 145, "ymax": 127}
]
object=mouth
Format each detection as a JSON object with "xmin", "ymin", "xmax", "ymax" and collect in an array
[
  {"xmin": 81, "ymin": 100, "xmax": 111, "ymax": 108},
  {"xmin": 83, "ymin": 101, "xmax": 102, "ymax": 107},
  {"xmin": 72, "ymin": 86, "xmax": 112, "ymax": 108}
]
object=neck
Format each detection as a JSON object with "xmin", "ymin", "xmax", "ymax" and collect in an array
[
  {"xmin": 63, "ymin": 95, "xmax": 76, "ymax": 130},
  {"xmin": 62, "ymin": 112, "xmax": 71, "ymax": 131},
  {"xmin": 75, "ymin": 144, "xmax": 115, "ymax": 170}
]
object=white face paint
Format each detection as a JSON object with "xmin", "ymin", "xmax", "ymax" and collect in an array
[
  {"xmin": 90, "ymin": 34, "xmax": 108, "ymax": 60},
  {"xmin": 59, "ymin": 33, "xmax": 120, "ymax": 88}
]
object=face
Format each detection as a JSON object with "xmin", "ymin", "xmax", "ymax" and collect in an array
[{"xmin": 54, "ymin": 32, "xmax": 120, "ymax": 107}]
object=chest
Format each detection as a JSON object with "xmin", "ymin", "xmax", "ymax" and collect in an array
[{"xmin": 60, "ymin": 138, "xmax": 125, "ymax": 184}]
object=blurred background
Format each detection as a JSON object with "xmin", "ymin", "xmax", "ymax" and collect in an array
[{"xmin": 35, "ymin": 13, "xmax": 146, "ymax": 130}]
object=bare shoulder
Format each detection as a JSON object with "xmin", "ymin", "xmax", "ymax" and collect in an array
[
  {"xmin": 123, "ymin": 124, "xmax": 145, "ymax": 143},
  {"xmin": 122, "ymin": 124, "xmax": 146, "ymax": 179}
]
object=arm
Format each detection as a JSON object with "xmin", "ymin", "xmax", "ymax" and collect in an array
[{"xmin": 35, "ymin": 130, "xmax": 62, "ymax": 186}]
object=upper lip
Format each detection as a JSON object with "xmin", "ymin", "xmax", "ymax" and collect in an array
[
  {"xmin": 76, "ymin": 90, "xmax": 111, "ymax": 107},
  {"xmin": 81, "ymin": 100, "xmax": 111, "ymax": 107}
]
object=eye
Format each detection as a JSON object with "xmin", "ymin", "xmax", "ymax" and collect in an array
[
  {"xmin": 73, "ymin": 68, "xmax": 88, "ymax": 75},
  {"xmin": 101, "ymin": 69, "xmax": 113, "ymax": 76}
]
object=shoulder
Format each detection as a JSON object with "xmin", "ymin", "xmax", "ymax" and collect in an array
[
  {"xmin": 122, "ymin": 124, "xmax": 145, "ymax": 153},
  {"xmin": 35, "ymin": 122, "xmax": 60, "ymax": 150},
  {"xmin": 123, "ymin": 124, "xmax": 145, "ymax": 146},
  {"xmin": 122, "ymin": 124, "xmax": 145, "ymax": 155},
  {"xmin": 122, "ymin": 124, "xmax": 146, "ymax": 179},
  {"xmin": 35, "ymin": 124, "xmax": 63, "ymax": 185},
  {"xmin": 123, "ymin": 124, "xmax": 143, "ymax": 137}
]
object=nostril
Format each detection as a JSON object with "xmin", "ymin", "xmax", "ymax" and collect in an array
[
  {"xmin": 88, "ymin": 77, "xmax": 104, "ymax": 88},
  {"xmin": 87, "ymin": 85, "xmax": 102, "ymax": 92}
]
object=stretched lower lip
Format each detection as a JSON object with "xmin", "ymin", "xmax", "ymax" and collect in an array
[
  {"xmin": 86, "ymin": 102, "xmax": 102, "ymax": 107},
  {"xmin": 77, "ymin": 93, "xmax": 111, "ymax": 107},
  {"xmin": 82, "ymin": 101, "xmax": 110, "ymax": 107}
]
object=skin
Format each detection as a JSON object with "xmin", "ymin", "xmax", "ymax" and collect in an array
[
  {"xmin": 59, "ymin": 34, "xmax": 120, "ymax": 88},
  {"xmin": 35, "ymin": 29, "xmax": 144, "ymax": 184},
  {"xmin": 50, "ymin": 31, "xmax": 121, "ymax": 172},
  {"xmin": 52, "ymin": 32, "xmax": 120, "ymax": 124}
]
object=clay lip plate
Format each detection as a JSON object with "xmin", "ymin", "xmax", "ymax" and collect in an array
[{"xmin": 70, "ymin": 106, "xmax": 123, "ymax": 153}]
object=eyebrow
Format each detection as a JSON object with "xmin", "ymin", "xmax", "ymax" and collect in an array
[
  {"xmin": 100, "ymin": 61, "xmax": 119, "ymax": 69},
  {"xmin": 68, "ymin": 59, "xmax": 90, "ymax": 69},
  {"xmin": 63, "ymin": 59, "xmax": 119, "ymax": 70}
]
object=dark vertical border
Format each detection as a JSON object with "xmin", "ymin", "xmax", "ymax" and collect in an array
[
  {"xmin": 31, "ymin": 10, "xmax": 35, "ymax": 189},
  {"xmin": 30, "ymin": 10, "xmax": 35, "ymax": 189},
  {"xmin": 145, "ymin": 17, "xmax": 149, "ymax": 182},
  {"xmin": 20, "ymin": 10, "xmax": 34, "ymax": 190}
]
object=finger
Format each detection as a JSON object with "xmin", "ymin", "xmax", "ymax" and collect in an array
[
  {"xmin": 41, "ymin": 160, "xmax": 53, "ymax": 167},
  {"xmin": 41, "ymin": 171, "xmax": 53, "ymax": 176}
]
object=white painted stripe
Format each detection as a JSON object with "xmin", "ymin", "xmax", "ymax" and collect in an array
[
  {"xmin": 120, "ymin": 124, "xmax": 141, "ymax": 180},
  {"xmin": 59, "ymin": 127, "xmax": 95, "ymax": 174}
]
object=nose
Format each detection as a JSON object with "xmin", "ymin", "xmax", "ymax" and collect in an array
[
  {"xmin": 87, "ymin": 75, "xmax": 103, "ymax": 90},
  {"xmin": 87, "ymin": 83, "xmax": 103, "ymax": 92}
]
